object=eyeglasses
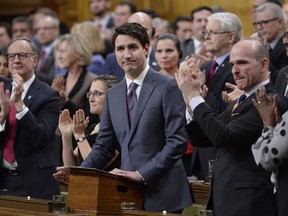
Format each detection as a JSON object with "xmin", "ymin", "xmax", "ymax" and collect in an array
[
  {"xmin": 6, "ymin": 53, "xmax": 35, "ymax": 62},
  {"xmin": 86, "ymin": 90, "xmax": 106, "ymax": 98},
  {"xmin": 35, "ymin": 26, "xmax": 56, "ymax": 32},
  {"xmin": 202, "ymin": 30, "xmax": 231, "ymax": 37},
  {"xmin": 253, "ymin": 17, "xmax": 278, "ymax": 28}
]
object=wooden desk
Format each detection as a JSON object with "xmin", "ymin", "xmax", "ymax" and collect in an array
[
  {"xmin": 189, "ymin": 181, "xmax": 210, "ymax": 205},
  {"xmin": 0, "ymin": 196, "xmax": 87, "ymax": 216},
  {"xmin": 123, "ymin": 210, "xmax": 181, "ymax": 216}
]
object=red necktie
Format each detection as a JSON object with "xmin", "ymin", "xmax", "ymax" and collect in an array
[
  {"xmin": 4, "ymin": 102, "xmax": 16, "ymax": 163},
  {"xmin": 38, "ymin": 51, "xmax": 46, "ymax": 70},
  {"xmin": 206, "ymin": 61, "xmax": 218, "ymax": 86}
]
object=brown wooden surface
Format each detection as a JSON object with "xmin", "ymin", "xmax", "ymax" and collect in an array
[
  {"xmin": 0, "ymin": 207, "xmax": 87, "ymax": 216},
  {"xmin": 67, "ymin": 167, "xmax": 143, "ymax": 215},
  {"xmin": 189, "ymin": 181, "xmax": 210, "ymax": 205},
  {"xmin": 0, "ymin": 195, "xmax": 52, "ymax": 213},
  {"xmin": 123, "ymin": 210, "xmax": 181, "ymax": 216}
]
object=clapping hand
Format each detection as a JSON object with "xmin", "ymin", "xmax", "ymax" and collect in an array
[
  {"xmin": 0, "ymin": 82, "xmax": 10, "ymax": 124},
  {"xmin": 252, "ymin": 87, "xmax": 278, "ymax": 127}
]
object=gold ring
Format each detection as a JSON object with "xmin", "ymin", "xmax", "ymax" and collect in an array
[{"xmin": 79, "ymin": 119, "xmax": 83, "ymax": 123}]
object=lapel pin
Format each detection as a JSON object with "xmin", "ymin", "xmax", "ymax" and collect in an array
[{"xmin": 28, "ymin": 95, "xmax": 31, "ymax": 99}]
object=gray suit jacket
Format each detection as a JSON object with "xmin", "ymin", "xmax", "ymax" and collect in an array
[{"xmin": 82, "ymin": 69, "xmax": 192, "ymax": 212}]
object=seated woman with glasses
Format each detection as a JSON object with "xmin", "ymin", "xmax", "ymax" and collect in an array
[{"xmin": 59, "ymin": 75, "xmax": 120, "ymax": 170}]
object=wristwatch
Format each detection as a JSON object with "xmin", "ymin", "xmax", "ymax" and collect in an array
[{"xmin": 76, "ymin": 137, "xmax": 86, "ymax": 142}]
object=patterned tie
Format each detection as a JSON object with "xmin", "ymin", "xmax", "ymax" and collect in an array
[
  {"xmin": 206, "ymin": 61, "xmax": 218, "ymax": 86},
  {"xmin": 232, "ymin": 94, "xmax": 247, "ymax": 111},
  {"xmin": 4, "ymin": 102, "xmax": 16, "ymax": 163},
  {"xmin": 128, "ymin": 82, "xmax": 138, "ymax": 123}
]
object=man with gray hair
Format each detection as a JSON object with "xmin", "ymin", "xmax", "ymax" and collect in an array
[
  {"xmin": 253, "ymin": 2, "xmax": 288, "ymax": 82},
  {"xmin": 189, "ymin": 12, "xmax": 242, "ymax": 180}
]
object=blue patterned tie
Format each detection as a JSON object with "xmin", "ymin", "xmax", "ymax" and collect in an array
[{"xmin": 128, "ymin": 82, "xmax": 138, "ymax": 123}]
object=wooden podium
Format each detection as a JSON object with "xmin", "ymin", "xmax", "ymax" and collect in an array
[{"xmin": 66, "ymin": 167, "xmax": 143, "ymax": 216}]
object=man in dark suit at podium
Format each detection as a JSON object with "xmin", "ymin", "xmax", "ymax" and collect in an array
[{"xmin": 79, "ymin": 23, "xmax": 192, "ymax": 212}]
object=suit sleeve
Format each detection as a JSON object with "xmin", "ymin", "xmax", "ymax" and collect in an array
[
  {"xmin": 252, "ymin": 111, "xmax": 288, "ymax": 171},
  {"xmin": 192, "ymin": 100, "xmax": 263, "ymax": 148},
  {"xmin": 137, "ymin": 79, "xmax": 188, "ymax": 183},
  {"xmin": 19, "ymin": 88, "xmax": 61, "ymax": 149}
]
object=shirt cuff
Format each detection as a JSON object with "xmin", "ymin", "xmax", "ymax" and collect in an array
[
  {"xmin": 136, "ymin": 171, "xmax": 146, "ymax": 185},
  {"xmin": 188, "ymin": 96, "xmax": 205, "ymax": 111},
  {"xmin": 0, "ymin": 120, "xmax": 6, "ymax": 132},
  {"xmin": 16, "ymin": 107, "xmax": 29, "ymax": 119}
]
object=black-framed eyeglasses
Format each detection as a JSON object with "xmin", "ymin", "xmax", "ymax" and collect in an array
[
  {"xmin": 253, "ymin": 17, "xmax": 278, "ymax": 28},
  {"xmin": 6, "ymin": 53, "xmax": 36, "ymax": 62},
  {"xmin": 202, "ymin": 30, "xmax": 231, "ymax": 37},
  {"xmin": 86, "ymin": 90, "xmax": 106, "ymax": 98}
]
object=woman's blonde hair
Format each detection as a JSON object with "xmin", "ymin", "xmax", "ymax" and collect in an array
[
  {"xmin": 55, "ymin": 33, "xmax": 92, "ymax": 67},
  {"xmin": 71, "ymin": 21, "xmax": 105, "ymax": 54}
]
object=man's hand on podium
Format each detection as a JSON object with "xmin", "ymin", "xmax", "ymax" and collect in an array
[
  {"xmin": 110, "ymin": 168, "xmax": 144, "ymax": 183},
  {"xmin": 53, "ymin": 167, "xmax": 70, "ymax": 184}
]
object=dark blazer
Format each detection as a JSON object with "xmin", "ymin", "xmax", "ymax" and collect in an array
[
  {"xmin": 269, "ymin": 38, "xmax": 288, "ymax": 83},
  {"xmin": 103, "ymin": 50, "xmax": 160, "ymax": 81},
  {"xmin": 35, "ymin": 47, "xmax": 56, "ymax": 86},
  {"xmin": 274, "ymin": 65, "xmax": 288, "ymax": 95},
  {"xmin": 0, "ymin": 77, "xmax": 61, "ymax": 199},
  {"xmin": 81, "ymin": 69, "xmax": 192, "ymax": 212},
  {"xmin": 103, "ymin": 53, "xmax": 125, "ymax": 80},
  {"xmin": 190, "ymin": 57, "xmax": 234, "ymax": 179},
  {"xmin": 180, "ymin": 38, "xmax": 195, "ymax": 61},
  {"xmin": 186, "ymin": 84, "xmax": 277, "ymax": 216},
  {"xmin": 202, "ymin": 57, "xmax": 235, "ymax": 115}
]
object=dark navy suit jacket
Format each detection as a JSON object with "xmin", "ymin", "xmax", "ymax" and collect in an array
[
  {"xmin": 81, "ymin": 69, "xmax": 192, "ymax": 212},
  {"xmin": 0, "ymin": 77, "xmax": 61, "ymax": 199}
]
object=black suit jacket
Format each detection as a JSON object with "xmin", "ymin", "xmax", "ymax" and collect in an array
[
  {"xmin": 0, "ymin": 77, "xmax": 61, "ymax": 199},
  {"xmin": 274, "ymin": 65, "xmax": 288, "ymax": 95},
  {"xmin": 35, "ymin": 47, "xmax": 56, "ymax": 85},
  {"xmin": 82, "ymin": 69, "xmax": 192, "ymax": 212},
  {"xmin": 202, "ymin": 57, "xmax": 235, "ymax": 115},
  {"xmin": 187, "ymin": 83, "xmax": 277, "ymax": 216},
  {"xmin": 269, "ymin": 38, "xmax": 288, "ymax": 83},
  {"xmin": 190, "ymin": 57, "xmax": 235, "ymax": 179}
]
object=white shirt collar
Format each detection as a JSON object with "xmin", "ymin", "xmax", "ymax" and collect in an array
[
  {"xmin": 125, "ymin": 64, "xmax": 149, "ymax": 89},
  {"xmin": 12, "ymin": 74, "xmax": 35, "ymax": 100},
  {"xmin": 244, "ymin": 79, "xmax": 270, "ymax": 98}
]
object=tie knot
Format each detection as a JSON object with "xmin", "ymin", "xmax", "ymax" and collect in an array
[
  {"xmin": 238, "ymin": 94, "xmax": 247, "ymax": 103},
  {"xmin": 129, "ymin": 82, "xmax": 138, "ymax": 91}
]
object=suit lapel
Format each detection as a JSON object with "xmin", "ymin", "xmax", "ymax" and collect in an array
[
  {"xmin": 117, "ymin": 80, "xmax": 131, "ymax": 131},
  {"xmin": 209, "ymin": 57, "xmax": 230, "ymax": 88}
]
